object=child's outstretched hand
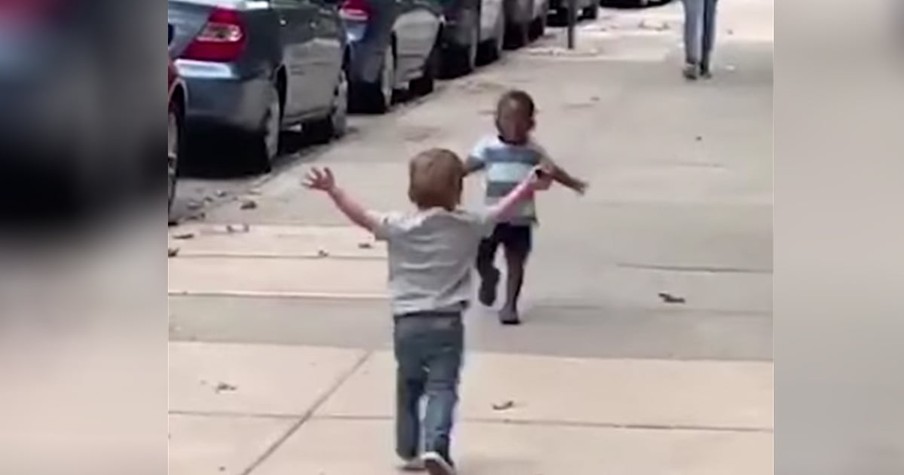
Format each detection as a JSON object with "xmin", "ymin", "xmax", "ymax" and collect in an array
[{"xmin": 303, "ymin": 167, "xmax": 336, "ymax": 192}]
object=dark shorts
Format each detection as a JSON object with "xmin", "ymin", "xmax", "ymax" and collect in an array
[{"xmin": 481, "ymin": 222, "xmax": 533, "ymax": 259}]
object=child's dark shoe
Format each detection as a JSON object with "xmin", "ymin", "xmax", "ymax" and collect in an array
[{"xmin": 478, "ymin": 268, "xmax": 500, "ymax": 307}]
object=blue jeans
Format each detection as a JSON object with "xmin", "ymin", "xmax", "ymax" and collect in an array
[
  {"xmin": 394, "ymin": 313, "xmax": 464, "ymax": 463},
  {"xmin": 682, "ymin": 0, "xmax": 719, "ymax": 66}
]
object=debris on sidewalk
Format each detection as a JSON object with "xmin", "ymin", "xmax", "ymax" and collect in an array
[
  {"xmin": 213, "ymin": 382, "xmax": 238, "ymax": 393},
  {"xmin": 168, "ymin": 247, "xmax": 180, "ymax": 258},
  {"xmin": 226, "ymin": 223, "xmax": 251, "ymax": 234},
  {"xmin": 317, "ymin": 249, "xmax": 330, "ymax": 258},
  {"xmin": 658, "ymin": 292, "xmax": 686, "ymax": 304},
  {"xmin": 186, "ymin": 212, "xmax": 206, "ymax": 222},
  {"xmin": 492, "ymin": 400, "xmax": 516, "ymax": 411},
  {"xmin": 358, "ymin": 242, "xmax": 374, "ymax": 249},
  {"xmin": 240, "ymin": 199, "xmax": 258, "ymax": 210},
  {"xmin": 696, "ymin": 135, "xmax": 703, "ymax": 142},
  {"xmin": 216, "ymin": 189, "xmax": 228, "ymax": 198},
  {"xmin": 172, "ymin": 232, "xmax": 195, "ymax": 240}
]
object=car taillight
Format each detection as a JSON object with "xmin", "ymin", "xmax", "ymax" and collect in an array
[
  {"xmin": 180, "ymin": 7, "xmax": 246, "ymax": 62},
  {"xmin": 339, "ymin": 0, "xmax": 371, "ymax": 22}
]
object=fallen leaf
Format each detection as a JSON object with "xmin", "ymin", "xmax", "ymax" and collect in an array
[
  {"xmin": 168, "ymin": 248, "xmax": 180, "ymax": 258},
  {"xmin": 240, "ymin": 200, "xmax": 258, "ymax": 210},
  {"xmin": 215, "ymin": 382, "xmax": 237, "ymax": 393},
  {"xmin": 172, "ymin": 232, "xmax": 195, "ymax": 240},
  {"xmin": 226, "ymin": 223, "xmax": 250, "ymax": 234},
  {"xmin": 317, "ymin": 249, "xmax": 330, "ymax": 258},
  {"xmin": 658, "ymin": 292, "xmax": 686, "ymax": 304},
  {"xmin": 492, "ymin": 400, "xmax": 516, "ymax": 411},
  {"xmin": 358, "ymin": 242, "xmax": 374, "ymax": 249}
]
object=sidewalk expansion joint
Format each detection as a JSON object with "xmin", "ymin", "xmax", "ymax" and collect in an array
[
  {"xmin": 168, "ymin": 409, "xmax": 302, "ymax": 420},
  {"xmin": 614, "ymin": 262, "xmax": 773, "ymax": 275},
  {"xmin": 171, "ymin": 253, "xmax": 386, "ymax": 261},
  {"xmin": 237, "ymin": 350, "xmax": 374, "ymax": 475},
  {"xmin": 168, "ymin": 290, "xmax": 387, "ymax": 300},
  {"xmin": 313, "ymin": 414, "xmax": 773, "ymax": 435}
]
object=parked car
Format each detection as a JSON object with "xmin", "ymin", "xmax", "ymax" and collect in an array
[
  {"xmin": 439, "ymin": 0, "xmax": 506, "ymax": 76},
  {"xmin": 168, "ymin": 0, "xmax": 349, "ymax": 172},
  {"xmin": 504, "ymin": 0, "xmax": 547, "ymax": 47},
  {"xmin": 548, "ymin": 0, "xmax": 596, "ymax": 25},
  {"xmin": 340, "ymin": 0, "xmax": 443, "ymax": 113},
  {"xmin": 168, "ymin": 25, "xmax": 187, "ymax": 214}
]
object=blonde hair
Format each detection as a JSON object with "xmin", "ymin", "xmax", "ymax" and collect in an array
[{"xmin": 408, "ymin": 148, "xmax": 465, "ymax": 211}]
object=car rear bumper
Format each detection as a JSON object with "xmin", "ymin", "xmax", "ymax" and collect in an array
[{"xmin": 175, "ymin": 60, "xmax": 271, "ymax": 132}]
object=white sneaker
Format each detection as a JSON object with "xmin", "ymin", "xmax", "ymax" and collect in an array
[
  {"xmin": 422, "ymin": 452, "xmax": 456, "ymax": 475},
  {"xmin": 399, "ymin": 457, "xmax": 425, "ymax": 472}
]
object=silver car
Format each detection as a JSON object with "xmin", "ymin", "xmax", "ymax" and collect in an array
[{"xmin": 168, "ymin": 0, "xmax": 349, "ymax": 172}]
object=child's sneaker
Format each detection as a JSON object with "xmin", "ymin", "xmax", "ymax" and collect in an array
[
  {"xmin": 399, "ymin": 456, "xmax": 425, "ymax": 471},
  {"xmin": 422, "ymin": 452, "xmax": 456, "ymax": 475}
]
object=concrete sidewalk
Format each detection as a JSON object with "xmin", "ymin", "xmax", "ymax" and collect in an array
[{"xmin": 168, "ymin": 340, "xmax": 772, "ymax": 475}]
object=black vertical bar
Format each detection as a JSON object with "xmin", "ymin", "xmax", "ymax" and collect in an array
[{"xmin": 567, "ymin": 0, "xmax": 577, "ymax": 49}]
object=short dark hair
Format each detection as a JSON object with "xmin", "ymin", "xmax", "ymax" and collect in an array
[
  {"xmin": 408, "ymin": 148, "xmax": 465, "ymax": 211},
  {"xmin": 496, "ymin": 89, "xmax": 536, "ymax": 117}
]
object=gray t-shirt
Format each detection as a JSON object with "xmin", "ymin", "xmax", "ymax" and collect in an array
[{"xmin": 369, "ymin": 207, "xmax": 494, "ymax": 316}]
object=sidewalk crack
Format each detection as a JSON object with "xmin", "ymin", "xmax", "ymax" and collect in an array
[{"xmin": 238, "ymin": 350, "xmax": 374, "ymax": 475}]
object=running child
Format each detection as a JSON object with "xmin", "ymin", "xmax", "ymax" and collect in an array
[
  {"xmin": 303, "ymin": 148, "xmax": 551, "ymax": 475},
  {"xmin": 466, "ymin": 89, "xmax": 588, "ymax": 325}
]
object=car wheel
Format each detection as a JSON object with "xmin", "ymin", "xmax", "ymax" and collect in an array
[
  {"xmin": 308, "ymin": 68, "xmax": 349, "ymax": 143},
  {"xmin": 478, "ymin": 9, "xmax": 505, "ymax": 64},
  {"xmin": 248, "ymin": 83, "xmax": 281, "ymax": 173},
  {"xmin": 410, "ymin": 39, "xmax": 438, "ymax": 96},
  {"xmin": 505, "ymin": 18, "xmax": 530, "ymax": 49},
  {"xmin": 530, "ymin": 7, "xmax": 548, "ymax": 39},
  {"xmin": 442, "ymin": 21, "xmax": 478, "ymax": 78},
  {"xmin": 167, "ymin": 101, "xmax": 181, "ymax": 215},
  {"xmin": 357, "ymin": 45, "xmax": 395, "ymax": 114}
]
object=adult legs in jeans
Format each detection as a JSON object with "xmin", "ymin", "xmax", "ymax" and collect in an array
[
  {"xmin": 682, "ymin": 0, "xmax": 718, "ymax": 78},
  {"xmin": 394, "ymin": 317, "xmax": 464, "ymax": 465},
  {"xmin": 700, "ymin": 0, "xmax": 719, "ymax": 75}
]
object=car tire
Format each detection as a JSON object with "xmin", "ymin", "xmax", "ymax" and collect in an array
[
  {"xmin": 246, "ymin": 82, "xmax": 282, "ymax": 173},
  {"xmin": 411, "ymin": 39, "xmax": 439, "ymax": 96},
  {"xmin": 505, "ymin": 18, "xmax": 530, "ymax": 49},
  {"xmin": 357, "ymin": 45, "xmax": 395, "ymax": 114},
  {"xmin": 530, "ymin": 7, "xmax": 548, "ymax": 39},
  {"xmin": 308, "ymin": 68, "xmax": 349, "ymax": 143},
  {"xmin": 167, "ymin": 100, "xmax": 181, "ymax": 215},
  {"xmin": 478, "ymin": 9, "xmax": 505, "ymax": 64},
  {"xmin": 442, "ymin": 21, "xmax": 479, "ymax": 78}
]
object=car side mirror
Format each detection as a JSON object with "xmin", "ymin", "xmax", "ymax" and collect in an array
[{"xmin": 168, "ymin": 24, "xmax": 174, "ymax": 45}]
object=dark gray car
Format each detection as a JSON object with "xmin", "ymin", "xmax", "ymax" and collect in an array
[
  {"xmin": 340, "ymin": 0, "xmax": 443, "ymax": 113},
  {"xmin": 504, "ymin": 0, "xmax": 547, "ymax": 47},
  {"xmin": 439, "ymin": 0, "xmax": 507, "ymax": 75},
  {"xmin": 168, "ymin": 0, "xmax": 348, "ymax": 172},
  {"xmin": 548, "ymin": 0, "xmax": 596, "ymax": 25}
]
